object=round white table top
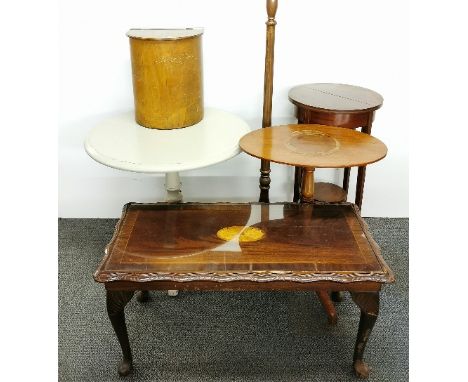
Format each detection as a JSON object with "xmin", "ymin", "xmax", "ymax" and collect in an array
[{"xmin": 85, "ymin": 108, "xmax": 251, "ymax": 173}]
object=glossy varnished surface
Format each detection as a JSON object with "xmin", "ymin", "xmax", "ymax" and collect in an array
[
  {"xmin": 289, "ymin": 83, "xmax": 383, "ymax": 113},
  {"xmin": 239, "ymin": 124, "xmax": 387, "ymax": 168},
  {"xmin": 94, "ymin": 203, "xmax": 394, "ymax": 284}
]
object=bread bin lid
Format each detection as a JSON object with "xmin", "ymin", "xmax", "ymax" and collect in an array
[{"xmin": 127, "ymin": 28, "xmax": 204, "ymax": 40}]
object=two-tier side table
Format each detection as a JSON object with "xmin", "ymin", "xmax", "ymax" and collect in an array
[
  {"xmin": 240, "ymin": 123, "xmax": 387, "ymax": 204},
  {"xmin": 94, "ymin": 124, "xmax": 394, "ymax": 379},
  {"xmin": 288, "ymin": 83, "xmax": 384, "ymax": 208}
]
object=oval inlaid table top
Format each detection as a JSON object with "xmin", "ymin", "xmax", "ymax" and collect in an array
[
  {"xmin": 239, "ymin": 124, "xmax": 387, "ymax": 168},
  {"xmin": 288, "ymin": 83, "xmax": 384, "ymax": 112},
  {"xmin": 85, "ymin": 108, "xmax": 251, "ymax": 173}
]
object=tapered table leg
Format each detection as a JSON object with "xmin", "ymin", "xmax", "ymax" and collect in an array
[
  {"xmin": 300, "ymin": 167, "xmax": 315, "ymax": 202},
  {"xmin": 351, "ymin": 291, "xmax": 380, "ymax": 379},
  {"xmin": 355, "ymin": 117, "xmax": 374, "ymax": 209},
  {"xmin": 106, "ymin": 290, "xmax": 135, "ymax": 376},
  {"xmin": 342, "ymin": 167, "xmax": 351, "ymax": 192},
  {"xmin": 316, "ymin": 290, "xmax": 337, "ymax": 325},
  {"xmin": 293, "ymin": 166, "xmax": 303, "ymax": 202}
]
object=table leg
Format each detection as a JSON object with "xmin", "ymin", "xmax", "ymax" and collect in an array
[
  {"xmin": 331, "ymin": 291, "xmax": 344, "ymax": 302},
  {"xmin": 293, "ymin": 166, "xmax": 303, "ymax": 202},
  {"xmin": 165, "ymin": 172, "xmax": 181, "ymax": 296},
  {"xmin": 355, "ymin": 166, "xmax": 367, "ymax": 210},
  {"xmin": 259, "ymin": 159, "xmax": 271, "ymax": 203},
  {"xmin": 106, "ymin": 290, "xmax": 135, "ymax": 376},
  {"xmin": 300, "ymin": 167, "xmax": 315, "ymax": 203},
  {"xmin": 137, "ymin": 290, "xmax": 150, "ymax": 302},
  {"xmin": 351, "ymin": 291, "xmax": 380, "ymax": 379},
  {"xmin": 355, "ymin": 114, "xmax": 374, "ymax": 209},
  {"xmin": 165, "ymin": 172, "xmax": 182, "ymax": 202},
  {"xmin": 301, "ymin": 168, "xmax": 338, "ymax": 325},
  {"xmin": 316, "ymin": 290, "xmax": 337, "ymax": 325},
  {"xmin": 342, "ymin": 167, "xmax": 350, "ymax": 193}
]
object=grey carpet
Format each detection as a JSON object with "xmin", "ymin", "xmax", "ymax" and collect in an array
[{"xmin": 58, "ymin": 217, "xmax": 408, "ymax": 382}]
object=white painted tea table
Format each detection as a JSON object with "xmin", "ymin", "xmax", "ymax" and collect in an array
[{"xmin": 85, "ymin": 107, "xmax": 251, "ymax": 201}]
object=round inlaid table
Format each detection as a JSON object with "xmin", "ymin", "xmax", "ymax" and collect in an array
[
  {"xmin": 85, "ymin": 107, "xmax": 250, "ymax": 297},
  {"xmin": 239, "ymin": 124, "xmax": 387, "ymax": 204},
  {"xmin": 288, "ymin": 83, "xmax": 384, "ymax": 208}
]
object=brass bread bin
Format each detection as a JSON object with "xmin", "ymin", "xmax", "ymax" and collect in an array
[{"xmin": 127, "ymin": 28, "xmax": 204, "ymax": 129}]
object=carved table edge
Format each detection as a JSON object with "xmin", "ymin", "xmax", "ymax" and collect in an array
[{"xmin": 93, "ymin": 271, "xmax": 394, "ymax": 284}]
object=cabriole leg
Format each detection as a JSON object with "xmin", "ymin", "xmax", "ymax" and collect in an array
[
  {"xmin": 106, "ymin": 290, "xmax": 135, "ymax": 376},
  {"xmin": 351, "ymin": 291, "xmax": 380, "ymax": 379}
]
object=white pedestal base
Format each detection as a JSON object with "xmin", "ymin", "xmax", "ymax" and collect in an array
[
  {"xmin": 166, "ymin": 172, "xmax": 181, "ymax": 296},
  {"xmin": 165, "ymin": 172, "xmax": 182, "ymax": 202}
]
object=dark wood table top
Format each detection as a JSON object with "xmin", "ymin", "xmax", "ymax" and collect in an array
[
  {"xmin": 239, "ymin": 124, "xmax": 387, "ymax": 168},
  {"xmin": 94, "ymin": 202, "xmax": 394, "ymax": 285},
  {"xmin": 288, "ymin": 83, "xmax": 384, "ymax": 113}
]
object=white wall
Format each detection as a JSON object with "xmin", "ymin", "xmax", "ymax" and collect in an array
[{"xmin": 59, "ymin": 0, "xmax": 408, "ymax": 218}]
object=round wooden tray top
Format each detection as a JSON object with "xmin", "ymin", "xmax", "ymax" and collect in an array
[
  {"xmin": 239, "ymin": 124, "xmax": 387, "ymax": 169},
  {"xmin": 288, "ymin": 83, "xmax": 383, "ymax": 113}
]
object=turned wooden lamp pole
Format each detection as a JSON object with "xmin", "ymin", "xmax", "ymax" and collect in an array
[
  {"xmin": 259, "ymin": 0, "xmax": 278, "ymax": 203},
  {"xmin": 260, "ymin": 1, "xmax": 317, "ymax": 204}
]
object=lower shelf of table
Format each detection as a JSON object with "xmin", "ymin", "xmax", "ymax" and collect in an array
[{"xmin": 314, "ymin": 182, "xmax": 347, "ymax": 203}]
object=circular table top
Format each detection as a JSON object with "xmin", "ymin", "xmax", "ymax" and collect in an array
[
  {"xmin": 239, "ymin": 124, "xmax": 387, "ymax": 168},
  {"xmin": 85, "ymin": 108, "xmax": 251, "ymax": 173},
  {"xmin": 288, "ymin": 83, "xmax": 384, "ymax": 113}
]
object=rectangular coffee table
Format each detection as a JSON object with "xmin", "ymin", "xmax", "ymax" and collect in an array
[{"xmin": 94, "ymin": 202, "xmax": 394, "ymax": 379}]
